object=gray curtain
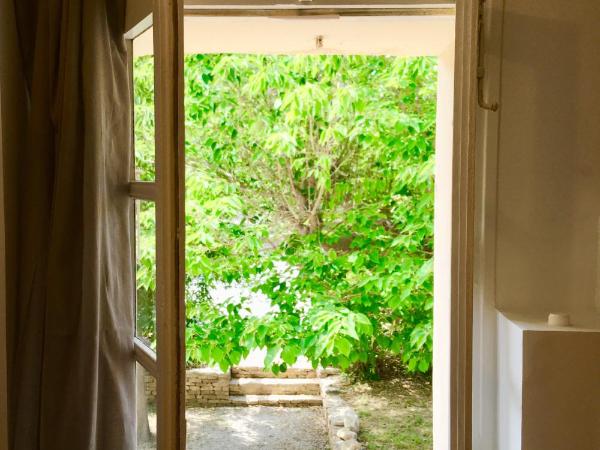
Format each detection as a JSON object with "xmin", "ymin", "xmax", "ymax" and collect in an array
[{"xmin": 9, "ymin": 0, "xmax": 135, "ymax": 448}]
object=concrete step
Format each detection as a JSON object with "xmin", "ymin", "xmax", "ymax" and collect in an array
[
  {"xmin": 230, "ymin": 377, "xmax": 322, "ymax": 396},
  {"xmin": 229, "ymin": 394, "xmax": 323, "ymax": 407},
  {"xmin": 231, "ymin": 366, "xmax": 318, "ymax": 379}
]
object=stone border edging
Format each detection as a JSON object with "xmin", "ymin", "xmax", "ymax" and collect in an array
[{"xmin": 320, "ymin": 375, "xmax": 362, "ymax": 450}]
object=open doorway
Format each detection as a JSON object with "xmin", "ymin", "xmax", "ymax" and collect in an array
[{"xmin": 131, "ymin": 9, "xmax": 455, "ymax": 450}]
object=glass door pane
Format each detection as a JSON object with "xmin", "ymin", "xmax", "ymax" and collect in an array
[
  {"xmin": 135, "ymin": 200, "xmax": 157, "ymax": 349},
  {"xmin": 137, "ymin": 363, "xmax": 157, "ymax": 450},
  {"xmin": 133, "ymin": 27, "xmax": 155, "ymax": 181}
]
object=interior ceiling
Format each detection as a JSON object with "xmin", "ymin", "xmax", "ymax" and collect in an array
[{"xmin": 133, "ymin": 15, "xmax": 455, "ymax": 57}]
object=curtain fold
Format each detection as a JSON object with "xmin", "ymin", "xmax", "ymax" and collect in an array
[{"xmin": 10, "ymin": 0, "xmax": 135, "ymax": 448}]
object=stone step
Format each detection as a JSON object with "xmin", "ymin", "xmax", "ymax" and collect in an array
[
  {"xmin": 231, "ymin": 366, "xmax": 318, "ymax": 379},
  {"xmin": 230, "ymin": 377, "xmax": 322, "ymax": 396},
  {"xmin": 229, "ymin": 394, "xmax": 323, "ymax": 407}
]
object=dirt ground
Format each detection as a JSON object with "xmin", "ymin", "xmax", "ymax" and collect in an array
[
  {"xmin": 140, "ymin": 406, "xmax": 329, "ymax": 450},
  {"xmin": 339, "ymin": 375, "xmax": 432, "ymax": 450},
  {"xmin": 139, "ymin": 375, "xmax": 431, "ymax": 450}
]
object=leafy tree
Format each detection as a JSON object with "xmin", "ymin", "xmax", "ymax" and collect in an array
[{"xmin": 134, "ymin": 54, "xmax": 437, "ymax": 377}]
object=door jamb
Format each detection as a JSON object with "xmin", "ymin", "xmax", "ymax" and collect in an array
[{"xmin": 450, "ymin": 1, "xmax": 479, "ymax": 448}]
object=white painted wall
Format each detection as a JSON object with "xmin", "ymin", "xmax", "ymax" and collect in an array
[
  {"xmin": 496, "ymin": 313, "xmax": 522, "ymax": 450},
  {"xmin": 474, "ymin": 0, "xmax": 600, "ymax": 448},
  {"xmin": 133, "ymin": 15, "xmax": 455, "ymax": 57},
  {"xmin": 495, "ymin": 0, "xmax": 600, "ymax": 322},
  {"xmin": 495, "ymin": 312, "xmax": 600, "ymax": 450},
  {"xmin": 432, "ymin": 43, "xmax": 455, "ymax": 450},
  {"xmin": 520, "ymin": 325, "xmax": 600, "ymax": 450}
]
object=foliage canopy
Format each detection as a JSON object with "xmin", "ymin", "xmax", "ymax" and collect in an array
[{"xmin": 134, "ymin": 54, "xmax": 437, "ymax": 377}]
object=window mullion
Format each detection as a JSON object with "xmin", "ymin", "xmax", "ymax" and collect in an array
[
  {"xmin": 129, "ymin": 181, "xmax": 157, "ymax": 201},
  {"xmin": 134, "ymin": 337, "xmax": 158, "ymax": 377}
]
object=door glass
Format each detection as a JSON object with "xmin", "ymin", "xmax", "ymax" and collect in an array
[
  {"xmin": 136, "ymin": 363, "xmax": 157, "ymax": 450},
  {"xmin": 135, "ymin": 200, "xmax": 156, "ymax": 349},
  {"xmin": 133, "ymin": 27, "xmax": 155, "ymax": 181}
]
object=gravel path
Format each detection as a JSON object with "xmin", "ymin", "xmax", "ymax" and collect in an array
[{"xmin": 141, "ymin": 406, "xmax": 328, "ymax": 450}]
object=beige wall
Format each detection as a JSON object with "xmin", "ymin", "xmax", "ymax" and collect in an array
[
  {"xmin": 495, "ymin": 312, "xmax": 600, "ymax": 450},
  {"xmin": 495, "ymin": 0, "xmax": 600, "ymax": 320},
  {"xmin": 522, "ymin": 329, "xmax": 600, "ymax": 450},
  {"xmin": 132, "ymin": 15, "xmax": 455, "ymax": 57},
  {"xmin": 125, "ymin": 0, "xmax": 457, "ymax": 34},
  {"xmin": 475, "ymin": 1, "xmax": 600, "ymax": 447}
]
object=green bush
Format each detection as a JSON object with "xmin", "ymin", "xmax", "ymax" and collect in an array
[{"xmin": 134, "ymin": 54, "xmax": 436, "ymax": 377}]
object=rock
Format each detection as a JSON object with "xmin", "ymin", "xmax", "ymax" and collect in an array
[
  {"xmin": 334, "ymin": 439, "xmax": 362, "ymax": 450},
  {"xmin": 324, "ymin": 396, "xmax": 345, "ymax": 409},
  {"xmin": 318, "ymin": 368, "xmax": 342, "ymax": 378},
  {"xmin": 329, "ymin": 414, "xmax": 345, "ymax": 427},
  {"xmin": 337, "ymin": 428, "xmax": 357, "ymax": 441},
  {"xmin": 324, "ymin": 385, "xmax": 341, "ymax": 394},
  {"xmin": 343, "ymin": 411, "xmax": 360, "ymax": 432}
]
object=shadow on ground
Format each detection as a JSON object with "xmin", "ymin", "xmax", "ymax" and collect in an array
[{"xmin": 142, "ymin": 406, "xmax": 328, "ymax": 450}]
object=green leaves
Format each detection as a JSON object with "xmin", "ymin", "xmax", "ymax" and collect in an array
[
  {"xmin": 281, "ymin": 344, "xmax": 301, "ymax": 366},
  {"xmin": 135, "ymin": 54, "xmax": 437, "ymax": 376},
  {"xmin": 353, "ymin": 313, "xmax": 373, "ymax": 337},
  {"xmin": 335, "ymin": 337, "xmax": 352, "ymax": 357},
  {"xmin": 264, "ymin": 345, "xmax": 281, "ymax": 369},
  {"xmin": 211, "ymin": 347, "xmax": 224, "ymax": 363}
]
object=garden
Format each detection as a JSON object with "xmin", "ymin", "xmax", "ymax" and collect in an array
[{"xmin": 134, "ymin": 52, "xmax": 436, "ymax": 448}]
